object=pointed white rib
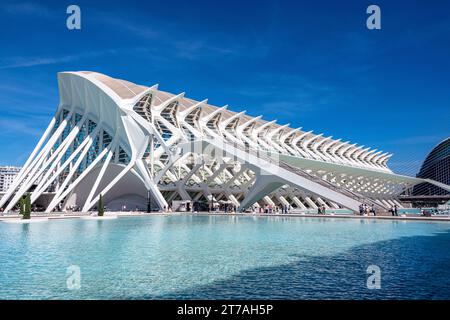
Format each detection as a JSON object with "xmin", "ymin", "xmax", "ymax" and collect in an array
[
  {"xmin": 178, "ymin": 99, "xmax": 208, "ymax": 120},
  {"xmin": 219, "ymin": 110, "xmax": 246, "ymax": 130},
  {"xmin": 82, "ymin": 141, "xmax": 117, "ymax": 212},
  {"xmin": 200, "ymin": 105, "xmax": 228, "ymax": 123},
  {"xmin": 154, "ymin": 92, "xmax": 185, "ymax": 112}
]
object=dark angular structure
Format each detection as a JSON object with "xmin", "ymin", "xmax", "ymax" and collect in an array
[{"xmin": 413, "ymin": 137, "xmax": 450, "ymax": 196}]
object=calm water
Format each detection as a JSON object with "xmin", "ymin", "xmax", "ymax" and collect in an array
[{"xmin": 0, "ymin": 215, "xmax": 450, "ymax": 299}]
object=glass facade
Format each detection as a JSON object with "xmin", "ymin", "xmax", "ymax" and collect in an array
[{"xmin": 413, "ymin": 138, "xmax": 450, "ymax": 196}]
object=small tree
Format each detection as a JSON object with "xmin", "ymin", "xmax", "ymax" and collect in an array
[
  {"xmin": 23, "ymin": 194, "xmax": 31, "ymax": 220},
  {"xmin": 98, "ymin": 194, "xmax": 104, "ymax": 217}
]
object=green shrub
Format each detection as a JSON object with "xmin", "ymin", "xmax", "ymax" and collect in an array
[{"xmin": 23, "ymin": 194, "xmax": 31, "ymax": 220}]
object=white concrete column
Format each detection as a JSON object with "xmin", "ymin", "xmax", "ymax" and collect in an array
[{"xmin": 304, "ymin": 196, "xmax": 318, "ymax": 209}]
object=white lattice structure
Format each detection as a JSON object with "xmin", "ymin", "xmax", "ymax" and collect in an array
[{"xmin": 1, "ymin": 71, "xmax": 449, "ymax": 213}]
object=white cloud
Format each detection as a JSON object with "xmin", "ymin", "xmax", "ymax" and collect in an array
[
  {"xmin": 2, "ymin": 2, "xmax": 54, "ymax": 18},
  {"xmin": 0, "ymin": 117, "xmax": 43, "ymax": 137},
  {"xmin": 0, "ymin": 50, "xmax": 117, "ymax": 70}
]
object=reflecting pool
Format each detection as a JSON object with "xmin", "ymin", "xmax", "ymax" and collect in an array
[{"xmin": 0, "ymin": 215, "xmax": 449, "ymax": 299}]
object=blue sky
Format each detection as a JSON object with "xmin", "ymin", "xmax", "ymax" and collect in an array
[{"xmin": 0, "ymin": 0, "xmax": 449, "ymax": 175}]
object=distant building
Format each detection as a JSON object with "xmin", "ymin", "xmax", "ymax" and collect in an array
[
  {"xmin": 0, "ymin": 166, "xmax": 21, "ymax": 193},
  {"xmin": 413, "ymin": 137, "xmax": 450, "ymax": 196},
  {"xmin": 399, "ymin": 137, "xmax": 450, "ymax": 207}
]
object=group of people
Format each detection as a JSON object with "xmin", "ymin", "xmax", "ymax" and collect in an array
[
  {"xmin": 280, "ymin": 205, "xmax": 291, "ymax": 214},
  {"xmin": 389, "ymin": 204, "xmax": 399, "ymax": 216},
  {"xmin": 358, "ymin": 203, "xmax": 402, "ymax": 216},
  {"xmin": 359, "ymin": 203, "xmax": 376, "ymax": 216},
  {"xmin": 211, "ymin": 203, "xmax": 237, "ymax": 213},
  {"xmin": 249, "ymin": 204, "xmax": 292, "ymax": 214},
  {"xmin": 317, "ymin": 205, "xmax": 327, "ymax": 214},
  {"xmin": 66, "ymin": 205, "xmax": 81, "ymax": 212}
]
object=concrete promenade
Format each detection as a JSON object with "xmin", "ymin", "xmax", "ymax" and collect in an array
[{"xmin": 1, "ymin": 211, "xmax": 450, "ymax": 222}]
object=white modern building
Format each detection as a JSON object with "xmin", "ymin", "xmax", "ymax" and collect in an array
[
  {"xmin": 1, "ymin": 71, "xmax": 449, "ymax": 213},
  {"xmin": 0, "ymin": 166, "xmax": 21, "ymax": 193}
]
